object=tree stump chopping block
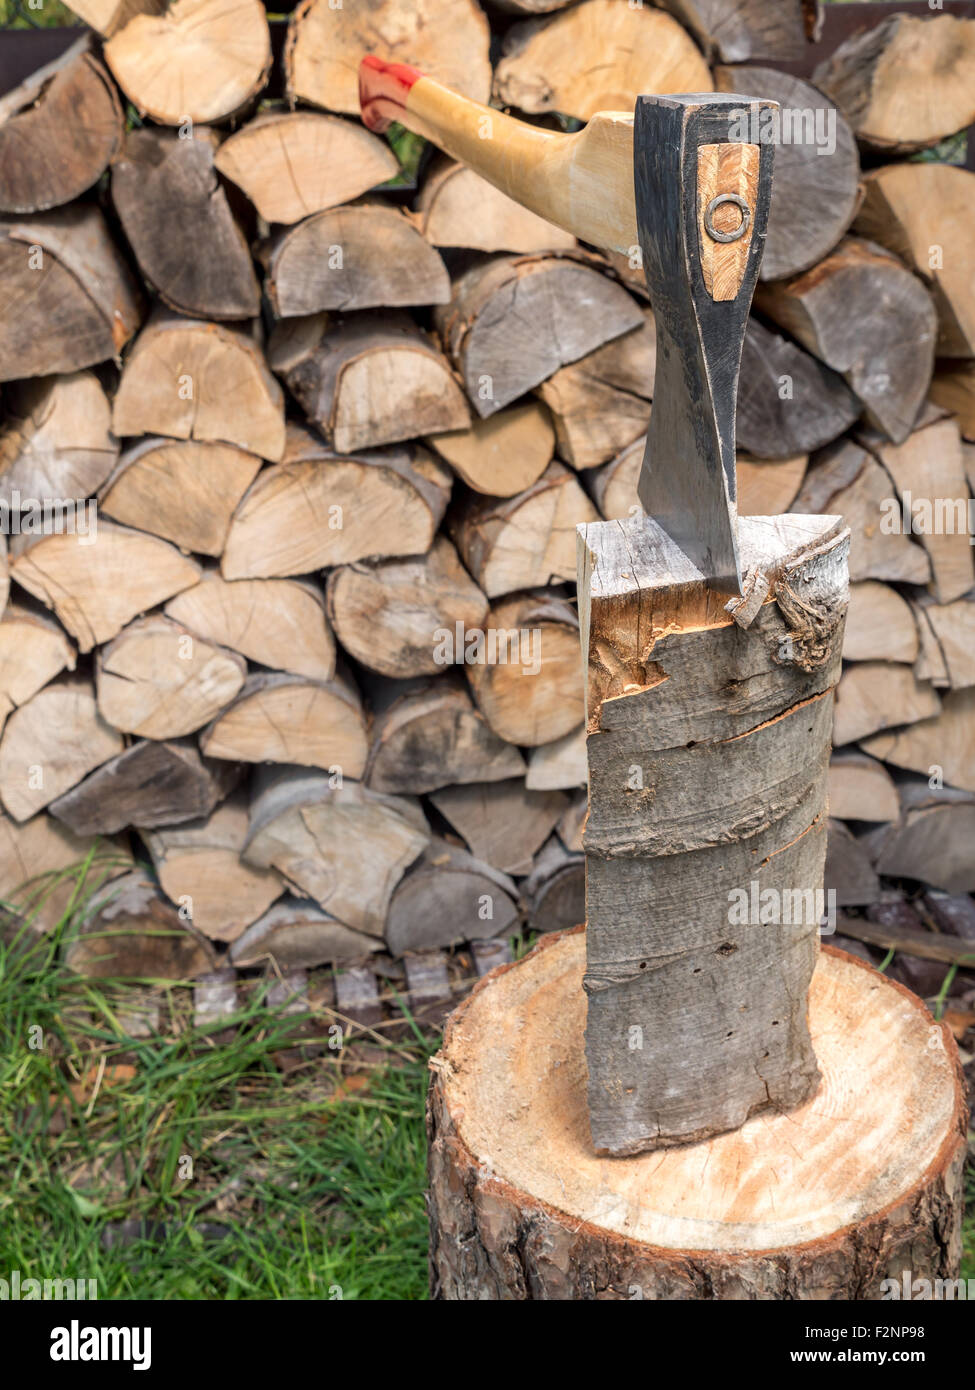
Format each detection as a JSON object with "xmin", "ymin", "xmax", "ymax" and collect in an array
[{"xmin": 426, "ymin": 928, "xmax": 966, "ymax": 1301}]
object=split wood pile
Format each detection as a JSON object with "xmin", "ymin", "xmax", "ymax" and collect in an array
[{"xmin": 0, "ymin": 1, "xmax": 974, "ymax": 1035}]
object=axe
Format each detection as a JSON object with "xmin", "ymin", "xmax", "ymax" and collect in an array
[{"xmin": 359, "ymin": 57, "xmax": 776, "ymax": 595}]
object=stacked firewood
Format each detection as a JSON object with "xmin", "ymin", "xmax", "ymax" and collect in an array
[{"xmin": 1, "ymin": 0, "xmax": 974, "ymax": 1025}]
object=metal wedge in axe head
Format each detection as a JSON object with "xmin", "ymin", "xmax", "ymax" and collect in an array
[{"xmin": 359, "ymin": 58, "xmax": 776, "ymax": 595}]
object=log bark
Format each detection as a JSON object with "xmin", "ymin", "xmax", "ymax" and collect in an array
[
  {"xmin": 493, "ymin": 0, "xmax": 711, "ymax": 122},
  {"xmin": 325, "ymin": 536, "xmax": 488, "ymax": 679},
  {"xmin": 285, "ymin": 0, "xmax": 491, "ymax": 116},
  {"xmin": 427, "ymin": 929, "xmax": 966, "ymax": 1300},
  {"xmin": 827, "ymin": 752, "xmax": 899, "ymax": 824},
  {"xmin": 578, "ymin": 510, "xmax": 849, "ymax": 1155},
  {"xmin": 862, "ymin": 689, "xmax": 975, "ymax": 794},
  {"xmin": 111, "ymin": 126, "xmax": 260, "ymax": 320},
  {"xmin": 713, "ymin": 66, "xmax": 859, "ymax": 282},
  {"xmin": 263, "ymin": 203, "xmax": 449, "ymax": 317},
  {"xmin": 112, "ymin": 309, "xmax": 285, "ymax": 460},
  {"xmin": 465, "ymin": 591, "xmax": 583, "ymax": 748},
  {"xmin": 534, "ymin": 312, "xmax": 655, "ymax": 470},
  {"xmin": 220, "ymin": 427, "xmax": 451, "ymax": 579},
  {"xmin": 213, "ymin": 110, "xmax": 398, "ymax": 225},
  {"xmin": 428, "ymin": 779, "xmax": 567, "ymax": 876},
  {"xmin": 736, "ymin": 318, "xmax": 859, "ymax": 459},
  {"xmin": 270, "ymin": 311, "xmax": 469, "ymax": 451},
  {"xmin": 104, "ymin": 0, "xmax": 272, "ymax": 125},
  {"xmin": 95, "ymin": 615, "xmax": 246, "ymax": 739},
  {"xmin": 450, "ymin": 462, "xmax": 599, "ymax": 598},
  {"xmin": 385, "ymin": 838, "xmax": 519, "ymax": 954},
  {"xmin": 853, "ymin": 163, "xmax": 975, "ymax": 358},
  {"xmin": 48, "ymin": 738, "xmax": 238, "ymax": 836},
  {"xmin": 843, "ymin": 580, "xmax": 919, "ymax": 664},
  {"xmin": 10, "ymin": 521, "xmax": 201, "ymax": 653},
  {"xmin": 230, "ymin": 896, "xmax": 381, "ymax": 969},
  {"xmin": 0, "ymin": 203, "xmax": 141, "ymax": 381},
  {"xmin": 754, "ymin": 238, "xmax": 936, "ymax": 444},
  {"xmin": 99, "ymin": 437, "xmax": 261, "ymax": 557},
  {"xmin": 0, "ymin": 36, "xmax": 124, "ymax": 214},
  {"xmin": 428, "ymin": 401, "xmax": 554, "ymax": 497},
  {"xmin": 365, "ymin": 675, "xmax": 526, "ymax": 796},
  {"xmin": 813, "ymin": 13, "xmax": 975, "ymax": 153},
  {"xmin": 165, "ymin": 572, "xmax": 335, "ymax": 683},
  {"xmin": 0, "ymin": 675, "xmax": 123, "ymax": 822},
  {"xmin": 199, "ymin": 671, "xmax": 368, "ymax": 777},
  {"xmin": 435, "ymin": 254, "xmax": 643, "ymax": 418},
  {"xmin": 0, "ymin": 371, "xmax": 118, "ymax": 505},
  {"xmin": 656, "ymin": 0, "xmax": 815, "ymax": 64},
  {"xmin": 64, "ymin": 869, "xmax": 217, "ymax": 979},
  {"xmin": 415, "ymin": 158, "xmax": 576, "ymax": 255},
  {"xmin": 833, "ymin": 662, "xmax": 940, "ymax": 748},
  {"xmin": 242, "ymin": 767, "xmax": 429, "ymax": 936}
]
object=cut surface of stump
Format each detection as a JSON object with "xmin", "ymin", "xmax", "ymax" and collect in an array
[
  {"xmin": 214, "ymin": 110, "xmax": 399, "ymax": 225},
  {"xmin": 0, "ymin": 371, "xmax": 118, "ymax": 504},
  {"xmin": 427, "ymin": 929, "xmax": 966, "ymax": 1299},
  {"xmin": 416, "ymin": 160, "xmax": 576, "ymax": 255},
  {"xmin": 104, "ymin": 0, "xmax": 272, "ymax": 124},
  {"xmin": 0, "ymin": 36, "xmax": 124, "ymax": 214},
  {"xmin": 493, "ymin": 0, "xmax": 711, "ymax": 122}
]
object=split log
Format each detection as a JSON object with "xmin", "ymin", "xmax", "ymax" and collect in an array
[
  {"xmin": 469, "ymin": 935, "xmax": 512, "ymax": 977},
  {"xmin": 60, "ymin": 0, "xmax": 165, "ymax": 37},
  {"xmin": 827, "ymin": 752, "xmax": 899, "ymax": 824},
  {"xmin": 839, "ymin": 910, "xmax": 975, "ymax": 969},
  {"xmin": 402, "ymin": 951, "xmax": 454, "ymax": 1029},
  {"xmin": 242, "ymin": 767, "xmax": 429, "ymax": 935},
  {"xmin": 96, "ymin": 615, "xmax": 247, "ymax": 739},
  {"xmin": 385, "ymin": 839, "xmax": 518, "ymax": 954},
  {"xmin": 913, "ymin": 596, "xmax": 975, "ymax": 691},
  {"xmin": 0, "ymin": 203, "xmax": 141, "ymax": 381},
  {"xmin": 0, "ymin": 602, "xmax": 76, "ymax": 731},
  {"xmin": 415, "ymin": 159, "xmax": 576, "ymax": 255},
  {"xmin": 220, "ymin": 427, "xmax": 451, "ymax": 578},
  {"xmin": 578, "ymin": 511, "xmax": 848, "ymax": 1154},
  {"xmin": 365, "ymin": 675, "xmax": 525, "ymax": 796},
  {"xmin": 854, "ymin": 163, "xmax": 975, "ymax": 358},
  {"xmin": 263, "ymin": 203, "xmax": 449, "ymax": 317},
  {"xmin": 832, "ymin": 662, "xmax": 940, "ymax": 748},
  {"xmin": 0, "ymin": 36, "xmax": 123, "ymax": 214},
  {"xmin": 285, "ymin": 0, "xmax": 491, "ymax": 116},
  {"xmin": 435, "ymin": 255, "xmax": 644, "ymax": 418},
  {"xmin": 923, "ymin": 890, "xmax": 975, "ymax": 943},
  {"xmin": 428, "ymin": 779, "xmax": 567, "ymax": 876},
  {"xmin": 105, "ymin": 0, "xmax": 272, "ymax": 125},
  {"xmin": 868, "ymin": 798, "xmax": 975, "ymax": 897},
  {"xmin": 427, "ymin": 930, "xmax": 966, "ymax": 1300},
  {"xmin": 333, "ymin": 965, "xmax": 383, "ymax": 1029},
  {"xmin": 931, "ymin": 361, "xmax": 975, "ymax": 440},
  {"xmin": 112, "ymin": 309, "xmax": 285, "ymax": 461},
  {"xmin": 813, "ymin": 13, "xmax": 975, "ymax": 153},
  {"xmin": 0, "ymin": 811, "xmax": 131, "ymax": 940},
  {"xmin": 792, "ymin": 439, "xmax": 931, "ymax": 586},
  {"xmin": 141, "ymin": 794, "xmax": 281, "ymax": 942},
  {"xmin": 99, "ymin": 438, "xmax": 262, "ymax": 558},
  {"xmin": 843, "ymin": 581, "xmax": 919, "ymax": 664},
  {"xmin": 861, "ymin": 415, "xmax": 974, "ymax": 604},
  {"xmin": 735, "ymin": 318, "xmax": 860, "ymax": 459},
  {"xmin": 862, "ymin": 689, "xmax": 975, "ymax": 794},
  {"xmin": 0, "ymin": 372, "xmax": 118, "ymax": 505},
  {"xmin": 656, "ymin": 0, "xmax": 814, "ymax": 64},
  {"xmin": 465, "ymin": 591, "xmax": 583, "ymax": 748},
  {"xmin": 493, "ymin": 0, "xmax": 711, "ymax": 121},
  {"xmin": 823, "ymin": 818, "xmax": 882, "ymax": 907},
  {"xmin": 64, "ymin": 869, "xmax": 217, "ymax": 979},
  {"xmin": 111, "ymin": 127, "xmax": 260, "ymax": 320},
  {"xmin": 713, "ymin": 66, "xmax": 860, "ymax": 282},
  {"xmin": 270, "ymin": 311, "xmax": 469, "ymax": 450},
  {"xmin": 556, "ymin": 790, "xmax": 586, "ymax": 853},
  {"xmin": 534, "ymin": 312, "xmax": 655, "ymax": 470},
  {"xmin": 200, "ymin": 671, "xmax": 368, "ymax": 777},
  {"xmin": 522, "ymin": 833, "xmax": 584, "ymax": 935},
  {"xmin": 10, "ymin": 521, "xmax": 201, "ymax": 653},
  {"xmin": 230, "ymin": 897, "xmax": 381, "ymax": 969},
  {"xmin": 0, "ymin": 675, "xmax": 123, "ymax": 822},
  {"xmin": 49, "ymin": 739, "xmax": 238, "ymax": 836},
  {"xmin": 428, "ymin": 401, "xmax": 555, "ymax": 497},
  {"xmin": 754, "ymin": 239, "xmax": 936, "ymax": 444},
  {"xmin": 525, "ymin": 724, "xmax": 586, "ymax": 791},
  {"xmin": 166, "ymin": 573, "xmax": 335, "ymax": 682},
  {"xmin": 450, "ymin": 462, "xmax": 599, "ymax": 598},
  {"xmin": 325, "ymin": 536, "xmax": 488, "ymax": 679},
  {"xmin": 911, "ymin": 595, "xmax": 950, "ymax": 688},
  {"xmin": 213, "ymin": 110, "xmax": 399, "ymax": 225}
]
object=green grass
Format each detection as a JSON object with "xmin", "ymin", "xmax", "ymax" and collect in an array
[{"xmin": 0, "ymin": 884, "xmax": 433, "ymax": 1301}]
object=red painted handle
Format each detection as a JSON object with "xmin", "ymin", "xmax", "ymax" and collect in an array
[{"xmin": 359, "ymin": 55, "xmax": 424, "ymax": 133}]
